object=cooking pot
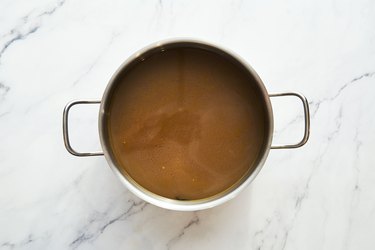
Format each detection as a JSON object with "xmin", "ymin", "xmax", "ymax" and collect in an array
[{"xmin": 63, "ymin": 39, "xmax": 310, "ymax": 211}]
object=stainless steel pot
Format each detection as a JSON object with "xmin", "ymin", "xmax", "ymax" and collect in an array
[{"xmin": 63, "ymin": 39, "xmax": 310, "ymax": 211}]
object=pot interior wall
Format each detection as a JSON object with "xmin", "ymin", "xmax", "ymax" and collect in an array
[{"xmin": 99, "ymin": 41, "xmax": 273, "ymax": 208}]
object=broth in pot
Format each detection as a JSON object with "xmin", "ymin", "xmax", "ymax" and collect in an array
[{"xmin": 108, "ymin": 47, "xmax": 268, "ymax": 200}]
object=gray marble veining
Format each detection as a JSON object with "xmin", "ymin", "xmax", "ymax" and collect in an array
[{"xmin": 0, "ymin": 0, "xmax": 374, "ymax": 249}]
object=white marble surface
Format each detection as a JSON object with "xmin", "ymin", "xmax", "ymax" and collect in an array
[{"xmin": 1, "ymin": 0, "xmax": 375, "ymax": 249}]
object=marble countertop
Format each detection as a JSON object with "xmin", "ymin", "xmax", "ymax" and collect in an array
[{"xmin": 1, "ymin": 0, "xmax": 375, "ymax": 249}]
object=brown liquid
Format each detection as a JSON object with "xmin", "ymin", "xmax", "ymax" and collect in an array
[{"xmin": 108, "ymin": 47, "xmax": 267, "ymax": 200}]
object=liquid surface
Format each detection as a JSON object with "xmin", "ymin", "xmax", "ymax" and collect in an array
[{"xmin": 108, "ymin": 47, "xmax": 267, "ymax": 200}]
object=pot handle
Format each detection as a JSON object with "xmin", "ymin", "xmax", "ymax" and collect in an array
[
  {"xmin": 269, "ymin": 92, "xmax": 310, "ymax": 149},
  {"xmin": 63, "ymin": 100, "xmax": 104, "ymax": 157}
]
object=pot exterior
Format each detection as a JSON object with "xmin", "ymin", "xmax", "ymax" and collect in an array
[{"xmin": 98, "ymin": 38, "xmax": 274, "ymax": 211}]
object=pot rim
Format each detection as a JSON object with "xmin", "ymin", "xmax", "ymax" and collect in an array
[{"xmin": 98, "ymin": 38, "xmax": 274, "ymax": 211}]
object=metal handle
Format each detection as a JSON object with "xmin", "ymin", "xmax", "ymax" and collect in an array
[
  {"xmin": 269, "ymin": 92, "xmax": 310, "ymax": 149},
  {"xmin": 63, "ymin": 100, "xmax": 104, "ymax": 156}
]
